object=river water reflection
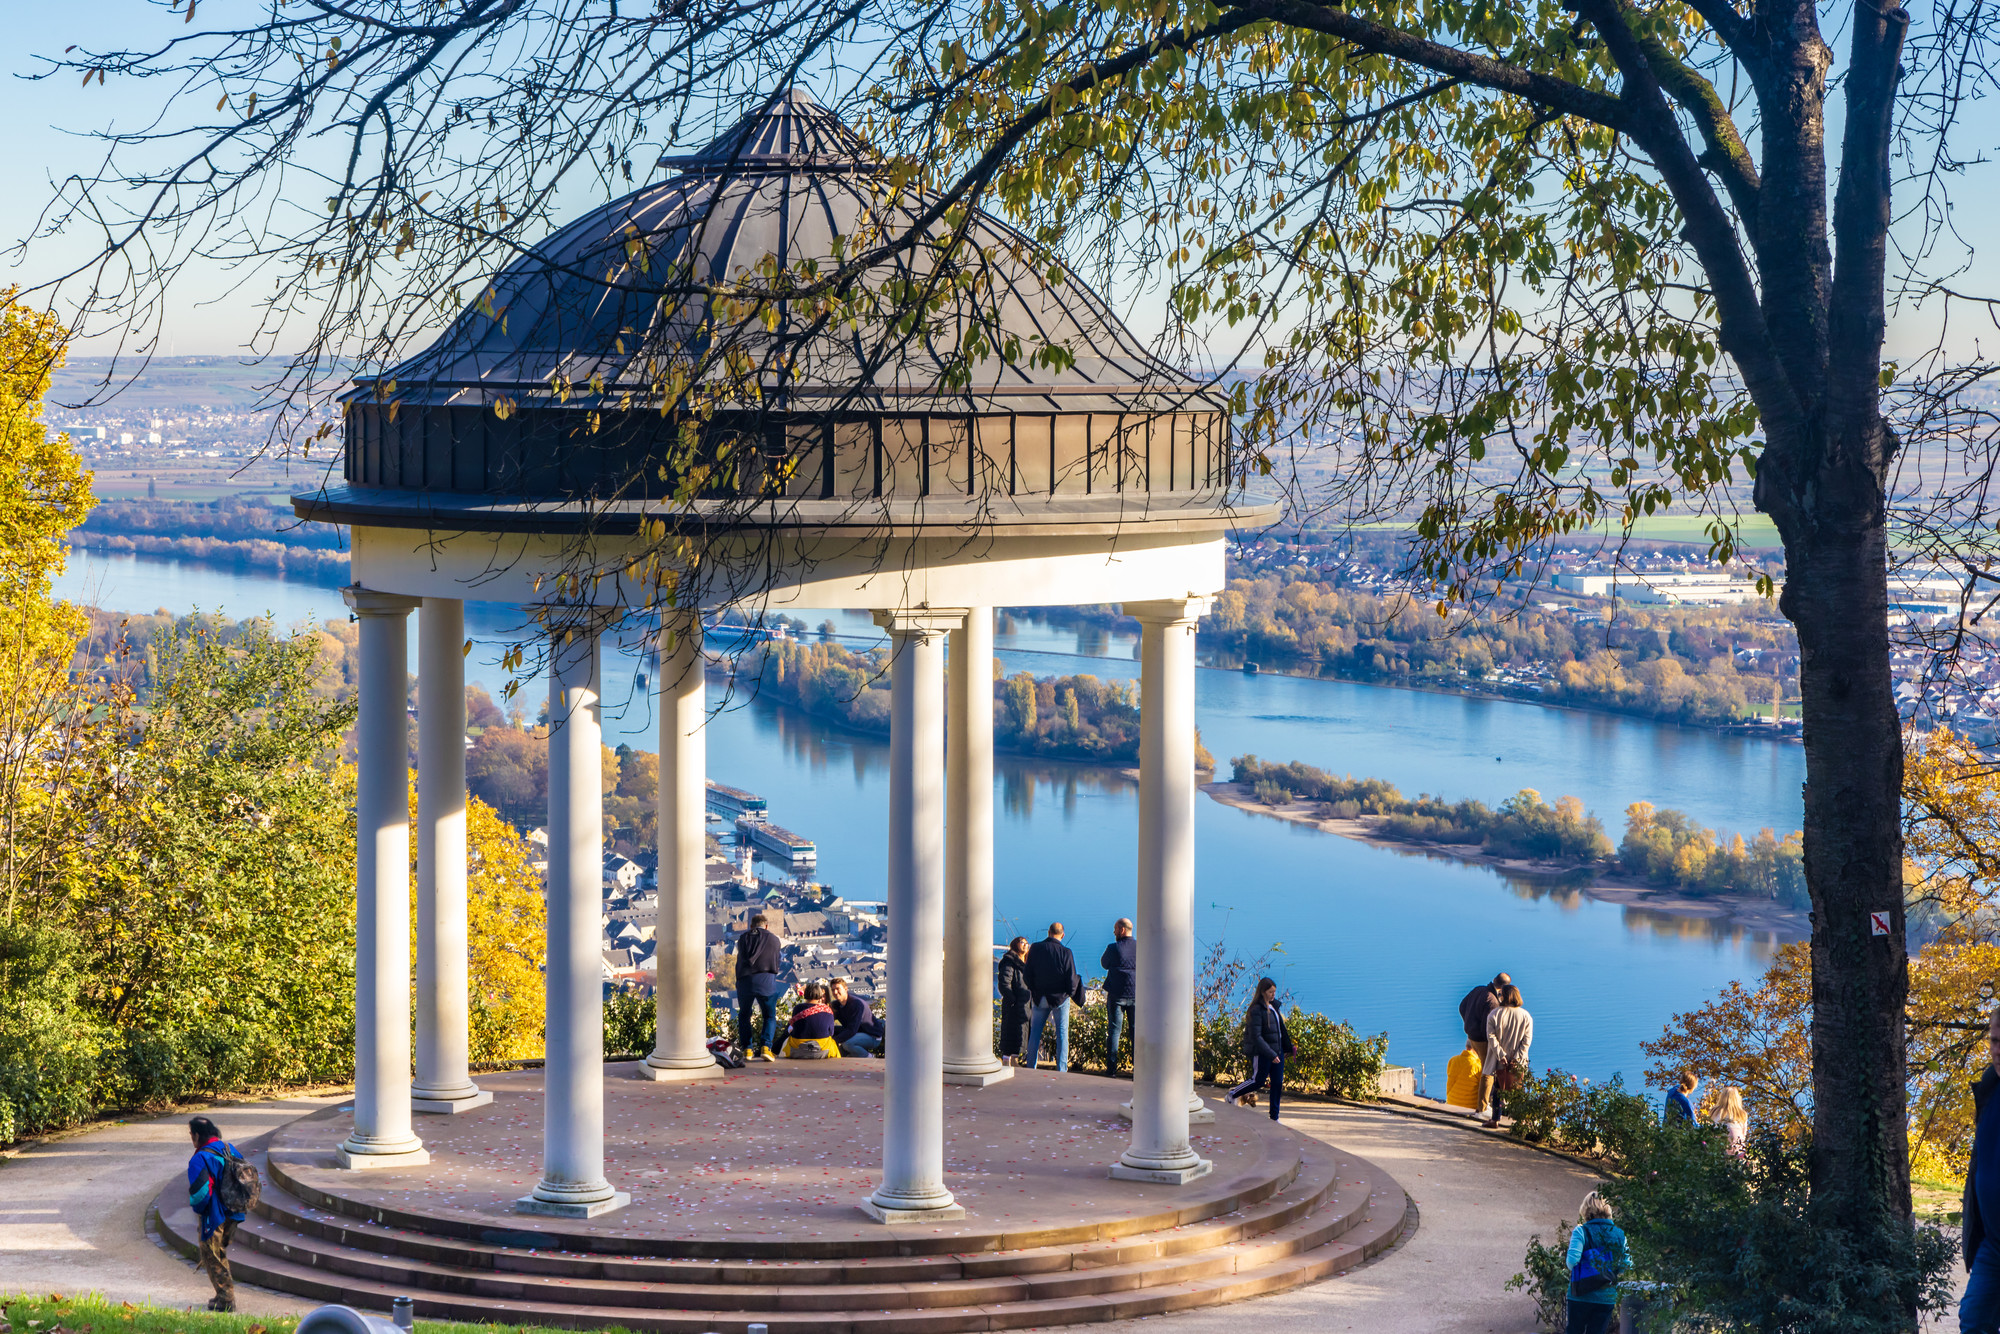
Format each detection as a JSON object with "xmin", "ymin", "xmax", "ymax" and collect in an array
[{"xmin": 56, "ymin": 550, "xmax": 1800, "ymax": 1084}]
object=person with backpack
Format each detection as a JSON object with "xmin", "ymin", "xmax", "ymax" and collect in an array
[
  {"xmin": 186, "ymin": 1115, "xmax": 260, "ymax": 1312},
  {"xmin": 1564, "ymin": 1190, "xmax": 1631, "ymax": 1334}
]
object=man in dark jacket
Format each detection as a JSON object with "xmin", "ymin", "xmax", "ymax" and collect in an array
[
  {"xmin": 1961, "ymin": 1007, "xmax": 2000, "ymax": 1332},
  {"xmin": 732, "ymin": 913, "xmax": 785, "ymax": 1061},
  {"xmin": 829, "ymin": 977, "xmax": 883, "ymax": 1056},
  {"xmin": 1024, "ymin": 923, "xmax": 1082, "ymax": 1071},
  {"xmin": 186, "ymin": 1115, "xmax": 246, "ymax": 1311},
  {"xmin": 1458, "ymin": 972, "xmax": 1510, "ymax": 1062},
  {"xmin": 1101, "ymin": 918, "xmax": 1137, "ymax": 1075}
]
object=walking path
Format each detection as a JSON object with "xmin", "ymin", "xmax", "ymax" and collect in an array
[{"xmin": 0, "ymin": 1093, "xmax": 1601, "ymax": 1330}]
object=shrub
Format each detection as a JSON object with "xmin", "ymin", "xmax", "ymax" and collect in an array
[
  {"xmin": 603, "ymin": 986, "xmax": 655, "ymax": 1059},
  {"xmin": 1253, "ymin": 779, "xmax": 1294, "ymax": 805},
  {"xmin": 1287, "ymin": 1010, "xmax": 1389, "ymax": 1100},
  {"xmin": 1505, "ymin": 1224, "xmax": 1573, "ymax": 1333},
  {"xmin": 1504, "ymin": 1068, "xmax": 1657, "ymax": 1162}
]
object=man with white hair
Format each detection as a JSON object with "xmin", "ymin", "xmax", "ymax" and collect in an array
[{"xmin": 1100, "ymin": 918, "xmax": 1137, "ymax": 1076}]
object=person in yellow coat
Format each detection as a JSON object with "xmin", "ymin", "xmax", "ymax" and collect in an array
[
  {"xmin": 1446, "ymin": 1041, "xmax": 1485, "ymax": 1111},
  {"xmin": 781, "ymin": 981, "xmax": 842, "ymax": 1058}
]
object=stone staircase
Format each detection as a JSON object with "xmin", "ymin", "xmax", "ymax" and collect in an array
[{"xmin": 153, "ymin": 1141, "xmax": 1409, "ymax": 1328}]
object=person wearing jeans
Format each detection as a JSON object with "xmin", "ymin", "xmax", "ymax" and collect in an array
[
  {"xmin": 732, "ymin": 913, "xmax": 785, "ymax": 1060},
  {"xmin": 1023, "ymin": 923, "xmax": 1080, "ymax": 1071},
  {"xmin": 1224, "ymin": 978, "xmax": 1289, "ymax": 1120},
  {"xmin": 1960, "ymin": 1007, "xmax": 2000, "ymax": 1333},
  {"xmin": 1100, "ymin": 918, "xmax": 1137, "ymax": 1076},
  {"xmin": 829, "ymin": 977, "xmax": 883, "ymax": 1057}
]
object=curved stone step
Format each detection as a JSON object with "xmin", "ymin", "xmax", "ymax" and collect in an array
[
  {"xmin": 153, "ymin": 1149, "xmax": 1351, "ymax": 1312},
  {"xmin": 243, "ymin": 1145, "xmax": 1338, "ymax": 1288},
  {"xmin": 151, "ymin": 1156, "xmax": 1408, "ymax": 1331}
]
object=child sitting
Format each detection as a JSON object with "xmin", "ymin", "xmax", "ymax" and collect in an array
[{"xmin": 781, "ymin": 982, "xmax": 841, "ymax": 1059}]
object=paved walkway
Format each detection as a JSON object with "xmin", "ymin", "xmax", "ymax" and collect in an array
[{"xmin": 0, "ymin": 1093, "xmax": 1599, "ymax": 1328}]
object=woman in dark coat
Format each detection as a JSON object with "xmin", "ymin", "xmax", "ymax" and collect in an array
[
  {"xmin": 996, "ymin": 936, "xmax": 1033, "ymax": 1064},
  {"xmin": 1224, "ymin": 978, "xmax": 1291, "ymax": 1121}
]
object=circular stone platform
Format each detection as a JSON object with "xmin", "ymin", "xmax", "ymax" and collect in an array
[
  {"xmin": 157, "ymin": 1063, "xmax": 1410, "ymax": 1327},
  {"xmin": 268, "ymin": 1062, "xmax": 1312, "ymax": 1254}
]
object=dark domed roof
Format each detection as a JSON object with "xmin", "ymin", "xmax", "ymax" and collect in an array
[{"xmin": 363, "ymin": 88, "xmax": 1200, "ymax": 414}]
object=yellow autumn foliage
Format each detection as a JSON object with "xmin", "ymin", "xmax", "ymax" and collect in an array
[
  {"xmin": 1646, "ymin": 725, "xmax": 2000, "ymax": 1182},
  {"xmin": 406, "ymin": 783, "xmax": 547, "ymax": 1061}
]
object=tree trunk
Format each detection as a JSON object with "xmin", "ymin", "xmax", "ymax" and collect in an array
[{"xmin": 1778, "ymin": 440, "xmax": 1911, "ymax": 1234}]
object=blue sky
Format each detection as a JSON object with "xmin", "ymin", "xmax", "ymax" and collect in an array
[{"xmin": 3, "ymin": 3, "xmax": 1997, "ymax": 364}]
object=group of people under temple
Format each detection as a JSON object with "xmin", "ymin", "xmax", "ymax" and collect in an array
[{"xmin": 1443, "ymin": 971, "xmax": 1749, "ymax": 1148}]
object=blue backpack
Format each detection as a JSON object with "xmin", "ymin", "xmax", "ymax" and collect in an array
[{"xmin": 1572, "ymin": 1220, "xmax": 1622, "ymax": 1294}]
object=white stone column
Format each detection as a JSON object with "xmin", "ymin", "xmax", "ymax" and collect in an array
[
  {"xmin": 944, "ymin": 607, "xmax": 1008, "ymax": 1087},
  {"xmin": 521, "ymin": 617, "xmax": 630, "ymax": 1218},
  {"xmin": 337, "ymin": 587, "xmax": 430, "ymax": 1171},
  {"xmin": 1112, "ymin": 596, "xmax": 1215, "ymax": 1185},
  {"xmin": 863, "ymin": 608, "xmax": 968, "ymax": 1223},
  {"xmin": 413, "ymin": 597, "xmax": 493, "ymax": 1115},
  {"xmin": 642, "ymin": 619, "xmax": 723, "ymax": 1082}
]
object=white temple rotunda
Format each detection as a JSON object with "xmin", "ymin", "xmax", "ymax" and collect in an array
[{"xmin": 298, "ymin": 88, "xmax": 1278, "ymax": 1223}]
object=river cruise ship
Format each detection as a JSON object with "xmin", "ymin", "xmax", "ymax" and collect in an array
[
  {"xmin": 706, "ymin": 781, "xmax": 768, "ymax": 822},
  {"xmin": 736, "ymin": 817, "xmax": 817, "ymax": 865}
]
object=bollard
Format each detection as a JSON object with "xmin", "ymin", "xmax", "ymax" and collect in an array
[
  {"xmin": 297, "ymin": 1307, "xmax": 403, "ymax": 1334},
  {"xmin": 391, "ymin": 1297, "xmax": 414, "ymax": 1331}
]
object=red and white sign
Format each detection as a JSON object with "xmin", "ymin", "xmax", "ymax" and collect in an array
[{"xmin": 1870, "ymin": 912, "xmax": 1892, "ymax": 937}]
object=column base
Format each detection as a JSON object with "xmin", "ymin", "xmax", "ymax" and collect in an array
[
  {"xmin": 412, "ymin": 1089, "xmax": 493, "ymax": 1115},
  {"xmin": 859, "ymin": 1198, "xmax": 968, "ymax": 1224},
  {"xmin": 1109, "ymin": 1157, "xmax": 1214, "ymax": 1186},
  {"xmin": 335, "ymin": 1141, "xmax": 431, "ymax": 1171},
  {"xmin": 1118, "ymin": 1098, "xmax": 1216, "ymax": 1125},
  {"xmin": 515, "ymin": 1190, "xmax": 631, "ymax": 1219},
  {"xmin": 637, "ymin": 1057, "xmax": 726, "ymax": 1083},
  {"xmin": 943, "ymin": 1063, "xmax": 1014, "ymax": 1087}
]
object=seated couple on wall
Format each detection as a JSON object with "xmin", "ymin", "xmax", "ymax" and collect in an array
[{"xmin": 781, "ymin": 978, "xmax": 885, "ymax": 1059}]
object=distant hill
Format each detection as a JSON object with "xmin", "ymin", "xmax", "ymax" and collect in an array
[{"xmin": 48, "ymin": 357, "xmax": 354, "ymax": 412}]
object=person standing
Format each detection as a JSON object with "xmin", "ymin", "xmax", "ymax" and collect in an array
[
  {"xmin": 997, "ymin": 936, "xmax": 1033, "ymax": 1065},
  {"xmin": 186, "ymin": 1116, "xmax": 248, "ymax": 1312},
  {"xmin": 1482, "ymin": 984, "xmax": 1533, "ymax": 1127},
  {"xmin": 732, "ymin": 912, "xmax": 785, "ymax": 1061},
  {"xmin": 1458, "ymin": 972, "xmax": 1508, "ymax": 1063},
  {"xmin": 1564, "ymin": 1191, "xmax": 1631, "ymax": 1334},
  {"xmin": 1960, "ymin": 1007, "xmax": 2000, "ymax": 1334},
  {"xmin": 1665, "ymin": 1070, "xmax": 1699, "ymax": 1125},
  {"xmin": 1101, "ymin": 918, "xmax": 1137, "ymax": 1076},
  {"xmin": 1024, "ymin": 922, "xmax": 1081, "ymax": 1071},
  {"xmin": 1224, "ymin": 978, "xmax": 1290, "ymax": 1120},
  {"xmin": 1710, "ymin": 1085, "xmax": 1749, "ymax": 1155}
]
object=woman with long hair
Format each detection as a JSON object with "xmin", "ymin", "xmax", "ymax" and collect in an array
[
  {"xmin": 1224, "ymin": 978, "xmax": 1290, "ymax": 1121},
  {"xmin": 1710, "ymin": 1085, "xmax": 1749, "ymax": 1156},
  {"xmin": 1483, "ymin": 984, "xmax": 1534, "ymax": 1127},
  {"xmin": 997, "ymin": 936, "xmax": 1033, "ymax": 1065}
]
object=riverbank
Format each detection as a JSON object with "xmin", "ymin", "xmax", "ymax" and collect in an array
[{"xmin": 1203, "ymin": 781, "xmax": 1810, "ymax": 940}]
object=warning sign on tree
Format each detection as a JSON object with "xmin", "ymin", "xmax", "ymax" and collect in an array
[{"xmin": 1870, "ymin": 912, "xmax": 1891, "ymax": 937}]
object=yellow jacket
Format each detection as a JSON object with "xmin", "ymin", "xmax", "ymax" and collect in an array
[{"xmin": 1446, "ymin": 1048, "xmax": 1484, "ymax": 1109}]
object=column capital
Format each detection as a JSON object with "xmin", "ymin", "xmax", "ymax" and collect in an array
[
  {"xmin": 872, "ymin": 607, "xmax": 971, "ymax": 638},
  {"xmin": 1123, "ymin": 594, "xmax": 1217, "ymax": 627},
  {"xmin": 344, "ymin": 586, "xmax": 422, "ymax": 617}
]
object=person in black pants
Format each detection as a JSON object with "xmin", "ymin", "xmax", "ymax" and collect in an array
[
  {"xmin": 1224, "ymin": 978, "xmax": 1291, "ymax": 1120},
  {"xmin": 996, "ymin": 937, "xmax": 1033, "ymax": 1064}
]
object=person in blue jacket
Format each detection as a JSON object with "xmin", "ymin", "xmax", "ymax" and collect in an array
[
  {"xmin": 186, "ymin": 1116, "xmax": 246, "ymax": 1311},
  {"xmin": 1565, "ymin": 1190, "xmax": 1631, "ymax": 1334},
  {"xmin": 1959, "ymin": 1007, "xmax": 2000, "ymax": 1332},
  {"xmin": 1100, "ymin": 918, "xmax": 1137, "ymax": 1075},
  {"xmin": 1665, "ymin": 1070, "xmax": 1699, "ymax": 1124}
]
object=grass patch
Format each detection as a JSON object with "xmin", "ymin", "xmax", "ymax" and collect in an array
[
  {"xmin": 0, "ymin": 1294, "xmax": 640, "ymax": 1334},
  {"xmin": 1913, "ymin": 1172, "xmax": 1963, "ymax": 1226}
]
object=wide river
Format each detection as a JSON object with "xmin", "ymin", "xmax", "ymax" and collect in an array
[{"xmin": 57, "ymin": 550, "xmax": 1807, "ymax": 1090}]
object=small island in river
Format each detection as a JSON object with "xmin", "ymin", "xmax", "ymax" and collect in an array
[{"xmin": 1202, "ymin": 780, "xmax": 1810, "ymax": 941}]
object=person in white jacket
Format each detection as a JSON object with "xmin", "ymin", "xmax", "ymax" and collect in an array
[{"xmin": 1483, "ymin": 985, "xmax": 1534, "ymax": 1126}]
